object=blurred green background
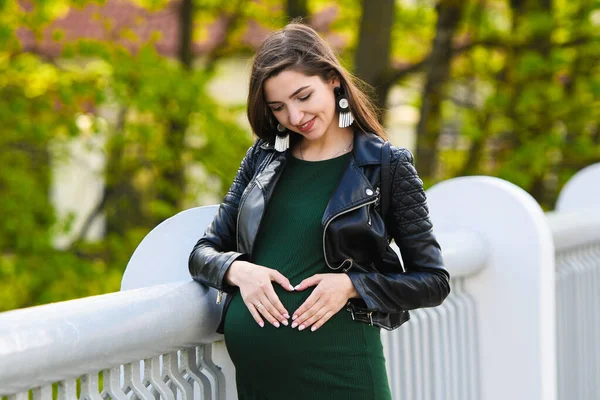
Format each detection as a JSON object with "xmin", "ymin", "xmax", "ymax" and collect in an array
[{"xmin": 1, "ymin": 0, "xmax": 599, "ymax": 311}]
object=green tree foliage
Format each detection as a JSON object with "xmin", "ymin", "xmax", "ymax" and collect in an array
[
  {"xmin": 2, "ymin": 0, "xmax": 599, "ymax": 311},
  {"xmin": 0, "ymin": 0, "xmax": 251, "ymax": 311},
  {"xmin": 442, "ymin": 0, "xmax": 600, "ymax": 207}
]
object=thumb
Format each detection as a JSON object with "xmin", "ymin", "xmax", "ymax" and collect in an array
[
  {"xmin": 295, "ymin": 275, "xmax": 322, "ymax": 291},
  {"xmin": 270, "ymin": 270, "xmax": 295, "ymax": 291}
]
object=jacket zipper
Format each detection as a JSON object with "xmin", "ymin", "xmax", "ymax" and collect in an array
[
  {"xmin": 235, "ymin": 150, "xmax": 276, "ymax": 252},
  {"xmin": 322, "ymin": 193, "xmax": 379, "ymax": 270},
  {"xmin": 236, "ymin": 180, "xmax": 257, "ymax": 253},
  {"xmin": 226, "ymin": 151, "xmax": 278, "ymax": 303},
  {"xmin": 367, "ymin": 187, "xmax": 381, "ymax": 226},
  {"xmin": 225, "ymin": 180, "xmax": 267, "ymax": 304}
]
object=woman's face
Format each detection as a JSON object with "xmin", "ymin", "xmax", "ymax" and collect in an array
[{"xmin": 263, "ymin": 69, "xmax": 339, "ymax": 142}]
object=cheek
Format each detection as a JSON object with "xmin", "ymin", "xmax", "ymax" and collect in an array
[{"xmin": 317, "ymin": 95, "xmax": 336, "ymax": 116}]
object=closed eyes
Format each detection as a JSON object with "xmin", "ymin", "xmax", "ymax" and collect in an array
[{"xmin": 271, "ymin": 93, "xmax": 312, "ymax": 112}]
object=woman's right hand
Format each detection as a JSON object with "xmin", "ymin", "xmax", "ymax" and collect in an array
[{"xmin": 225, "ymin": 260, "xmax": 295, "ymax": 328}]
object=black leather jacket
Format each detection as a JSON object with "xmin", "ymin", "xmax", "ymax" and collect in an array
[{"xmin": 189, "ymin": 130, "xmax": 450, "ymax": 333}]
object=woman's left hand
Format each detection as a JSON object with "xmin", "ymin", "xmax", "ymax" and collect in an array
[{"xmin": 291, "ymin": 273, "xmax": 359, "ymax": 332}]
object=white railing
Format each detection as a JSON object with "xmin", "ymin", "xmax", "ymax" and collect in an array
[
  {"xmin": 382, "ymin": 232, "xmax": 485, "ymax": 400},
  {"xmin": 414, "ymin": 176, "xmax": 557, "ymax": 400},
  {"xmin": 0, "ymin": 282, "xmax": 228, "ymax": 399},
  {"xmin": 1, "ymin": 163, "xmax": 599, "ymax": 400},
  {"xmin": 552, "ymin": 164, "xmax": 600, "ymax": 400}
]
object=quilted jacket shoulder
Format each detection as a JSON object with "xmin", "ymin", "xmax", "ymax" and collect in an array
[{"xmin": 387, "ymin": 146, "xmax": 433, "ymax": 238}]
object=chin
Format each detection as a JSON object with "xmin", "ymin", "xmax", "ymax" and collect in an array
[
  {"xmin": 300, "ymin": 124, "xmax": 328, "ymax": 140},
  {"xmin": 302, "ymin": 130, "xmax": 326, "ymax": 141}
]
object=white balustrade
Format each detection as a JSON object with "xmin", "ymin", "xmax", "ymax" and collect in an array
[
  {"xmin": 0, "ymin": 282, "xmax": 227, "ymax": 399},
  {"xmin": 552, "ymin": 163, "xmax": 600, "ymax": 400},
  {"xmin": 1, "ymin": 163, "xmax": 599, "ymax": 400}
]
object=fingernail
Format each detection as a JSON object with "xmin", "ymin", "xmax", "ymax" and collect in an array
[
  {"xmin": 294, "ymin": 285, "xmax": 300, "ymax": 290},
  {"xmin": 292, "ymin": 314, "xmax": 298, "ymax": 320},
  {"xmin": 274, "ymin": 322, "xmax": 280, "ymax": 328},
  {"xmin": 311, "ymin": 326, "xmax": 317, "ymax": 332},
  {"xmin": 292, "ymin": 322, "xmax": 298, "ymax": 329},
  {"xmin": 281, "ymin": 320, "xmax": 289, "ymax": 326},
  {"xmin": 284, "ymin": 313, "xmax": 290, "ymax": 319},
  {"xmin": 298, "ymin": 324, "xmax": 305, "ymax": 331},
  {"xmin": 259, "ymin": 321, "xmax": 264, "ymax": 328},
  {"xmin": 289, "ymin": 284, "xmax": 295, "ymax": 291}
]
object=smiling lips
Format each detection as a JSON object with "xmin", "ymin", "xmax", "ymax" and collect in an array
[{"xmin": 297, "ymin": 117, "xmax": 315, "ymax": 133}]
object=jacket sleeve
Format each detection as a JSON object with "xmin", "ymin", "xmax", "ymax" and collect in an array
[
  {"xmin": 188, "ymin": 140, "xmax": 261, "ymax": 292},
  {"xmin": 346, "ymin": 147, "xmax": 451, "ymax": 313}
]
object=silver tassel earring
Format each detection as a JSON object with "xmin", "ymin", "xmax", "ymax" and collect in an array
[
  {"xmin": 334, "ymin": 86, "xmax": 354, "ymax": 128},
  {"xmin": 275, "ymin": 123, "xmax": 290, "ymax": 152}
]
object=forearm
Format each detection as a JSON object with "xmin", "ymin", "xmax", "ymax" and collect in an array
[
  {"xmin": 189, "ymin": 238, "xmax": 247, "ymax": 291},
  {"xmin": 188, "ymin": 141, "xmax": 260, "ymax": 290},
  {"xmin": 347, "ymin": 268, "xmax": 449, "ymax": 313}
]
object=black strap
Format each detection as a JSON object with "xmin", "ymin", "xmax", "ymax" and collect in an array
[{"xmin": 380, "ymin": 141, "xmax": 391, "ymax": 220}]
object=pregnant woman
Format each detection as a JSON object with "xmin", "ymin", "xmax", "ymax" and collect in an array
[{"xmin": 189, "ymin": 22, "xmax": 450, "ymax": 400}]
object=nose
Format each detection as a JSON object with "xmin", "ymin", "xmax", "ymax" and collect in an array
[{"xmin": 287, "ymin": 105, "xmax": 304, "ymax": 126}]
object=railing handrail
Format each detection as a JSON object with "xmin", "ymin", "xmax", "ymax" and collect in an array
[
  {"xmin": 0, "ymin": 281, "xmax": 222, "ymax": 395},
  {"xmin": 546, "ymin": 210, "xmax": 600, "ymax": 252}
]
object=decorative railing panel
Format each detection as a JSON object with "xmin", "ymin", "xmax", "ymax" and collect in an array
[
  {"xmin": 380, "ymin": 232, "xmax": 485, "ymax": 400},
  {"xmin": 548, "ymin": 208, "xmax": 600, "ymax": 400},
  {"xmin": 2, "ymin": 347, "xmax": 224, "ymax": 400},
  {"xmin": 382, "ymin": 278, "xmax": 479, "ymax": 400},
  {"xmin": 555, "ymin": 243, "xmax": 600, "ymax": 400}
]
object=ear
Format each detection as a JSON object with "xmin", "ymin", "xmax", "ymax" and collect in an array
[
  {"xmin": 330, "ymin": 77, "xmax": 341, "ymax": 89},
  {"xmin": 326, "ymin": 70, "xmax": 340, "ymax": 87}
]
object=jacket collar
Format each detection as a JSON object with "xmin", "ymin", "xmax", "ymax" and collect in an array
[
  {"xmin": 259, "ymin": 128, "xmax": 385, "ymax": 166},
  {"xmin": 351, "ymin": 129, "xmax": 386, "ymax": 166},
  {"xmin": 253, "ymin": 128, "xmax": 384, "ymax": 234}
]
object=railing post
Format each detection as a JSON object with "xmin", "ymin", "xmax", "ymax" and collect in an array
[
  {"xmin": 426, "ymin": 176, "xmax": 557, "ymax": 400},
  {"xmin": 122, "ymin": 205, "xmax": 237, "ymax": 400},
  {"xmin": 556, "ymin": 163, "xmax": 600, "ymax": 212}
]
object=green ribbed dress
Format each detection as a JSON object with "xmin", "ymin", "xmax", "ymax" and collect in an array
[{"xmin": 224, "ymin": 153, "xmax": 392, "ymax": 400}]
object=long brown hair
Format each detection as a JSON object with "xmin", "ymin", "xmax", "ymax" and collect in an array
[{"xmin": 247, "ymin": 23, "xmax": 386, "ymax": 143}]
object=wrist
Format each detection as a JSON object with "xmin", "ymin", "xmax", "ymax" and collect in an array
[
  {"xmin": 343, "ymin": 273, "xmax": 360, "ymax": 299},
  {"xmin": 225, "ymin": 260, "xmax": 245, "ymax": 287}
]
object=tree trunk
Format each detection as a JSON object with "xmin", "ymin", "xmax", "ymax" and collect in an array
[
  {"xmin": 503, "ymin": 0, "xmax": 553, "ymax": 206},
  {"xmin": 353, "ymin": 0, "xmax": 395, "ymax": 117},
  {"xmin": 414, "ymin": 0, "xmax": 464, "ymax": 179},
  {"xmin": 156, "ymin": 0, "xmax": 194, "ymax": 221},
  {"xmin": 179, "ymin": 0, "xmax": 193, "ymax": 70},
  {"xmin": 460, "ymin": 113, "xmax": 490, "ymax": 176}
]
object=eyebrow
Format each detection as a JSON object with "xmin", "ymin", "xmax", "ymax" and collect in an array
[{"xmin": 266, "ymin": 86, "xmax": 311, "ymax": 104}]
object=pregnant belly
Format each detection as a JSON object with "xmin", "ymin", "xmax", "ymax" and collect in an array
[
  {"xmin": 223, "ymin": 287, "xmax": 387, "ymax": 398},
  {"xmin": 223, "ymin": 287, "xmax": 378, "ymax": 370}
]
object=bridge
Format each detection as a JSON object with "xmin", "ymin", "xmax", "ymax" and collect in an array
[{"xmin": 1, "ymin": 163, "xmax": 599, "ymax": 400}]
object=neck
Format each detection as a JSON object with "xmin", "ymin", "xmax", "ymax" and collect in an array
[{"xmin": 296, "ymin": 126, "xmax": 354, "ymax": 161}]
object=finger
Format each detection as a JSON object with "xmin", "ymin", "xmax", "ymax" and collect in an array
[
  {"xmin": 263, "ymin": 286, "xmax": 290, "ymax": 322},
  {"xmin": 270, "ymin": 270, "xmax": 295, "ymax": 292},
  {"xmin": 294, "ymin": 274, "xmax": 322, "ymax": 291},
  {"xmin": 310, "ymin": 310, "xmax": 334, "ymax": 332},
  {"xmin": 256, "ymin": 294, "xmax": 284, "ymax": 328},
  {"xmin": 257, "ymin": 281, "xmax": 287, "ymax": 319},
  {"xmin": 292, "ymin": 295, "xmax": 322, "ymax": 326},
  {"xmin": 298, "ymin": 307, "xmax": 329, "ymax": 331},
  {"xmin": 244, "ymin": 299, "xmax": 265, "ymax": 328},
  {"xmin": 258, "ymin": 281, "xmax": 288, "ymax": 321}
]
